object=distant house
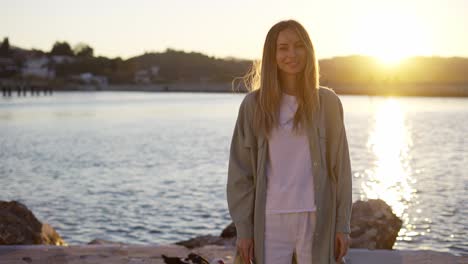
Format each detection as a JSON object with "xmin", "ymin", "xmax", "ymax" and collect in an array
[
  {"xmin": 22, "ymin": 56, "xmax": 55, "ymax": 79},
  {"xmin": 150, "ymin": 66, "xmax": 160, "ymax": 76},
  {"xmin": 50, "ymin": 55, "xmax": 75, "ymax": 64},
  {"xmin": 134, "ymin": 66, "xmax": 160, "ymax": 84},
  {"xmin": 134, "ymin": 69, "xmax": 151, "ymax": 84},
  {"xmin": 70, "ymin": 72, "xmax": 108, "ymax": 87},
  {"xmin": 0, "ymin": 58, "xmax": 18, "ymax": 78}
]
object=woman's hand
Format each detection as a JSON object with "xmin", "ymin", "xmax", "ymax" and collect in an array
[
  {"xmin": 237, "ymin": 238, "xmax": 254, "ymax": 264},
  {"xmin": 335, "ymin": 232, "xmax": 350, "ymax": 263}
]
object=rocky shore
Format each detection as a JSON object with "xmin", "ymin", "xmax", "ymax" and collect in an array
[
  {"xmin": 0, "ymin": 200, "xmax": 465, "ymax": 264},
  {"xmin": 0, "ymin": 244, "xmax": 465, "ymax": 264}
]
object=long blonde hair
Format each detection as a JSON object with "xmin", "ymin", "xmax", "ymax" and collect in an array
[{"xmin": 238, "ymin": 20, "xmax": 320, "ymax": 138}]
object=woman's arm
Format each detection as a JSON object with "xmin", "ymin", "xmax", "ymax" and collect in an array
[
  {"xmin": 333, "ymin": 96, "xmax": 352, "ymax": 263},
  {"xmin": 334, "ymin": 97, "xmax": 352, "ymax": 234},
  {"xmin": 226, "ymin": 97, "xmax": 256, "ymax": 240}
]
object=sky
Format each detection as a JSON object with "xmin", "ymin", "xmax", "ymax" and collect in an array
[{"xmin": 1, "ymin": 0, "xmax": 467, "ymax": 61}]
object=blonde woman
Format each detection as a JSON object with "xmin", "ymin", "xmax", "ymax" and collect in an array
[{"xmin": 227, "ymin": 20, "xmax": 352, "ymax": 264}]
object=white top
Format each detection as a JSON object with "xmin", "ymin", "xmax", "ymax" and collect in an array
[{"xmin": 265, "ymin": 93, "xmax": 316, "ymax": 214}]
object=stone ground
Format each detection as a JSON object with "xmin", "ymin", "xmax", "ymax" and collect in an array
[{"xmin": 0, "ymin": 245, "xmax": 466, "ymax": 264}]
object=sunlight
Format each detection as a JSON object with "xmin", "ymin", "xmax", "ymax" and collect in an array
[
  {"xmin": 350, "ymin": 8, "xmax": 432, "ymax": 66},
  {"xmin": 362, "ymin": 98, "xmax": 415, "ymax": 217}
]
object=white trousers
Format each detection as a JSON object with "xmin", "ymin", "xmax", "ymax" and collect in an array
[{"xmin": 264, "ymin": 211, "xmax": 316, "ymax": 264}]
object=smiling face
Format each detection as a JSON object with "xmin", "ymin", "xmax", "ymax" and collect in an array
[{"xmin": 276, "ymin": 27, "xmax": 307, "ymax": 77}]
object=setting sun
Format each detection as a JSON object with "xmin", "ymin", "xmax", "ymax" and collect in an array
[{"xmin": 350, "ymin": 7, "xmax": 432, "ymax": 66}]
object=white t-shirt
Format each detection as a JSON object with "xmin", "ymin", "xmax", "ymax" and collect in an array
[{"xmin": 265, "ymin": 93, "xmax": 316, "ymax": 214}]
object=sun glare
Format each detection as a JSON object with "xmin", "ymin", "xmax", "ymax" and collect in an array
[
  {"xmin": 363, "ymin": 98, "xmax": 415, "ymax": 217},
  {"xmin": 362, "ymin": 98, "xmax": 417, "ymax": 242},
  {"xmin": 350, "ymin": 8, "xmax": 432, "ymax": 66}
]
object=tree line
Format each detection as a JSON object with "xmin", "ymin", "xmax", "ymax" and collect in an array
[{"xmin": 1, "ymin": 37, "xmax": 468, "ymax": 86}]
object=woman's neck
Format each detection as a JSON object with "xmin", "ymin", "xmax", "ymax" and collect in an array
[{"xmin": 279, "ymin": 74, "xmax": 298, "ymax": 96}]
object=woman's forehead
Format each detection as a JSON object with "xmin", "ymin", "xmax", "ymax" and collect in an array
[{"xmin": 277, "ymin": 28, "xmax": 301, "ymax": 45}]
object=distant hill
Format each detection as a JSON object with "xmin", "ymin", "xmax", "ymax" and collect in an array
[
  {"xmin": 319, "ymin": 55, "xmax": 468, "ymax": 86},
  {"xmin": 127, "ymin": 51, "xmax": 468, "ymax": 87},
  {"xmin": 2, "ymin": 38, "xmax": 468, "ymax": 96},
  {"xmin": 127, "ymin": 49, "xmax": 251, "ymax": 82},
  {"xmin": 318, "ymin": 56, "xmax": 468, "ymax": 96}
]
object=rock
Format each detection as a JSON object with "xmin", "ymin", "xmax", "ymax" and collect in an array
[
  {"xmin": 175, "ymin": 221, "xmax": 238, "ymax": 249},
  {"xmin": 41, "ymin": 223, "xmax": 66, "ymax": 246},
  {"xmin": 0, "ymin": 200, "xmax": 66, "ymax": 245},
  {"xmin": 175, "ymin": 235, "xmax": 235, "ymax": 249},
  {"xmin": 350, "ymin": 199, "xmax": 402, "ymax": 249},
  {"xmin": 175, "ymin": 222, "xmax": 237, "ymax": 249},
  {"xmin": 183, "ymin": 199, "xmax": 402, "ymax": 250},
  {"xmin": 220, "ymin": 223, "xmax": 236, "ymax": 239},
  {"xmin": 162, "ymin": 252, "xmax": 225, "ymax": 264},
  {"xmin": 87, "ymin": 239, "xmax": 126, "ymax": 245}
]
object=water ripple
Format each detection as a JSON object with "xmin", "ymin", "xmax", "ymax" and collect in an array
[{"xmin": 1, "ymin": 92, "xmax": 466, "ymax": 255}]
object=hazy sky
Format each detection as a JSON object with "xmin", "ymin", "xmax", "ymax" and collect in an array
[{"xmin": 1, "ymin": 0, "xmax": 467, "ymax": 60}]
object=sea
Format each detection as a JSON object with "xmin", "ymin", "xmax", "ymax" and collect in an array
[{"xmin": 0, "ymin": 91, "xmax": 466, "ymax": 255}]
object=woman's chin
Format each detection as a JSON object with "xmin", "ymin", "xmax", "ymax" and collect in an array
[{"xmin": 280, "ymin": 69, "xmax": 303, "ymax": 76}]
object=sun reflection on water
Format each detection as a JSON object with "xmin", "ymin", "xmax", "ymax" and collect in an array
[{"xmin": 362, "ymin": 98, "xmax": 416, "ymax": 232}]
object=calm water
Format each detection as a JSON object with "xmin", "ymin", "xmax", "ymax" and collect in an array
[{"xmin": 0, "ymin": 91, "xmax": 466, "ymax": 255}]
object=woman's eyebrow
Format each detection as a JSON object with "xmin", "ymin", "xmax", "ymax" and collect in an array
[{"xmin": 277, "ymin": 40, "xmax": 302, "ymax": 46}]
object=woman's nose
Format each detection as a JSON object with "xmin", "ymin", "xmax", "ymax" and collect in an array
[{"xmin": 287, "ymin": 47, "xmax": 298, "ymax": 58}]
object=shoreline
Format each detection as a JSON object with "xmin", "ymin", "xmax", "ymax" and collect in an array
[
  {"xmin": 3, "ymin": 81, "xmax": 468, "ymax": 97},
  {"xmin": 0, "ymin": 245, "xmax": 465, "ymax": 264},
  {"xmin": 53, "ymin": 82, "xmax": 468, "ymax": 97}
]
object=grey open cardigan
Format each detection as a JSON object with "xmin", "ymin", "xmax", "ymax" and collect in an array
[{"xmin": 226, "ymin": 87, "xmax": 352, "ymax": 264}]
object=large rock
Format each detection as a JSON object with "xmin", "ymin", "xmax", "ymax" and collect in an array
[
  {"xmin": 350, "ymin": 199, "xmax": 402, "ymax": 249},
  {"xmin": 176, "ymin": 223, "xmax": 238, "ymax": 249},
  {"xmin": 217, "ymin": 199, "xmax": 402, "ymax": 250},
  {"xmin": 220, "ymin": 222, "xmax": 236, "ymax": 239},
  {"xmin": 0, "ymin": 201, "xmax": 66, "ymax": 246},
  {"xmin": 175, "ymin": 235, "xmax": 235, "ymax": 249}
]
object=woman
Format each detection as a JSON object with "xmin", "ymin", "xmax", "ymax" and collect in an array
[{"xmin": 226, "ymin": 20, "xmax": 352, "ymax": 264}]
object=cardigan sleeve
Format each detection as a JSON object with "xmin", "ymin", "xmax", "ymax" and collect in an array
[
  {"xmin": 226, "ymin": 96, "xmax": 256, "ymax": 239},
  {"xmin": 334, "ymin": 96, "xmax": 353, "ymax": 234}
]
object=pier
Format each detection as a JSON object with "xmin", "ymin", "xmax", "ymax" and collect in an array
[{"xmin": 1, "ymin": 81, "xmax": 53, "ymax": 97}]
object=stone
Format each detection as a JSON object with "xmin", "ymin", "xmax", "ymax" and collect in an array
[
  {"xmin": 350, "ymin": 199, "xmax": 403, "ymax": 249},
  {"xmin": 220, "ymin": 223, "xmax": 236, "ymax": 239},
  {"xmin": 41, "ymin": 223, "xmax": 66, "ymax": 245},
  {"xmin": 175, "ymin": 235, "xmax": 235, "ymax": 249},
  {"xmin": 175, "ymin": 221, "xmax": 238, "ymax": 249},
  {"xmin": 174, "ymin": 221, "xmax": 238, "ymax": 249},
  {"xmin": 0, "ymin": 200, "xmax": 66, "ymax": 245},
  {"xmin": 87, "ymin": 239, "xmax": 126, "ymax": 245}
]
